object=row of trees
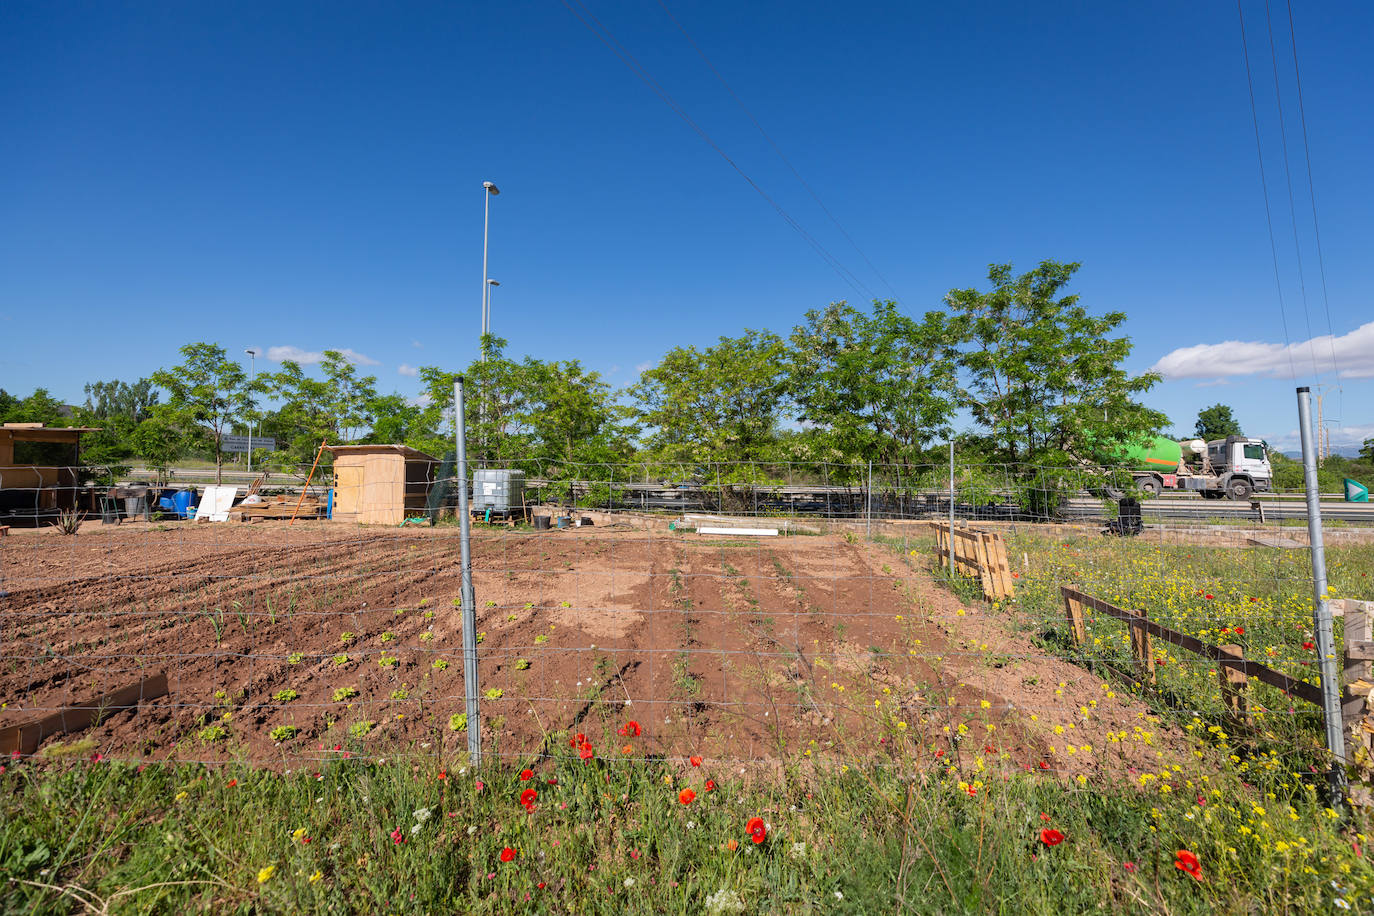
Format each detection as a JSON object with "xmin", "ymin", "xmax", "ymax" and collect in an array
[{"xmin": 4, "ymin": 261, "xmax": 1196, "ymax": 488}]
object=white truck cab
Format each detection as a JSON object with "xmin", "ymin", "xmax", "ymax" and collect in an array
[{"xmin": 1197, "ymin": 436, "xmax": 1272, "ymax": 499}]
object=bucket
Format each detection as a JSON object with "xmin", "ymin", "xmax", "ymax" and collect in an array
[
  {"xmin": 124, "ymin": 496, "xmax": 146, "ymax": 519},
  {"xmin": 172, "ymin": 489, "xmax": 198, "ymax": 519},
  {"xmin": 555, "ymin": 516, "xmax": 571, "ymax": 529},
  {"xmin": 533, "ymin": 515, "xmax": 551, "ymax": 530}
]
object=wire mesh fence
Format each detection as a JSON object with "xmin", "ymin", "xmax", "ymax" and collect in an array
[{"xmin": 2, "ymin": 458, "xmax": 1372, "ymax": 791}]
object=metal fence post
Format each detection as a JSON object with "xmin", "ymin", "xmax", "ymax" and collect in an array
[
  {"xmin": 1297, "ymin": 386, "xmax": 1346, "ymax": 802},
  {"xmin": 455, "ymin": 377, "xmax": 481, "ymax": 766},
  {"xmin": 948, "ymin": 440, "xmax": 955, "ymax": 577}
]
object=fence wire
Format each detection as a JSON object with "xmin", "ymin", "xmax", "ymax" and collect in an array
[{"xmin": 1, "ymin": 459, "xmax": 1371, "ymax": 792}]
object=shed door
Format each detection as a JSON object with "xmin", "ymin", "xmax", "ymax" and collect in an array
[{"xmin": 335, "ymin": 462, "xmax": 364, "ymax": 518}]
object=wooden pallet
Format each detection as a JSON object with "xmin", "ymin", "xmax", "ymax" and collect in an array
[
  {"xmin": 934, "ymin": 526, "xmax": 1015, "ymax": 600},
  {"xmin": 229, "ymin": 495, "xmax": 325, "ymax": 521}
]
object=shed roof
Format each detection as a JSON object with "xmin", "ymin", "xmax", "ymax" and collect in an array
[
  {"xmin": 0, "ymin": 424, "xmax": 101, "ymax": 443},
  {"xmin": 325, "ymin": 444, "xmax": 437, "ymax": 461}
]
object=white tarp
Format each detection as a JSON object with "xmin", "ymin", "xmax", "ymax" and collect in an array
[
  {"xmin": 193, "ymin": 485, "xmax": 239, "ymax": 522},
  {"xmin": 697, "ymin": 526, "xmax": 779, "ymax": 537}
]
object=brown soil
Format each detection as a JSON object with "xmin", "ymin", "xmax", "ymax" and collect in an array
[{"xmin": 0, "ymin": 521, "xmax": 1195, "ymax": 781}]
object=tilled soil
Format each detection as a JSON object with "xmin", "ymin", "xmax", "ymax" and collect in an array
[{"xmin": 0, "ymin": 521, "xmax": 1195, "ymax": 779}]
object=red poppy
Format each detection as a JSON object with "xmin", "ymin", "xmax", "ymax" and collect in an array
[
  {"xmin": 1038, "ymin": 761, "xmax": 1050, "ymax": 770},
  {"xmin": 1303, "ymin": 641, "xmax": 1315, "ymax": 650},
  {"xmin": 1174, "ymin": 850, "xmax": 1202, "ymax": 880},
  {"xmin": 520, "ymin": 769, "xmax": 533, "ymax": 781},
  {"xmin": 438, "ymin": 770, "xmax": 447, "ymax": 780},
  {"xmin": 1039, "ymin": 828, "xmax": 1064, "ymax": 846},
  {"xmin": 934, "ymin": 749, "xmax": 945, "ymax": 758},
  {"xmin": 689, "ymin": 755, "xmax": 703, "ymax": 767},
  {"xmin": 227, "ymin": 778, "xmax": 238, "ymax": 787},
  {"xmin": 618, "ymin": 720, "xmax": 642, "ymax": 737},
  {"xmin": 391, "ymin": 827, "xmax": 405, "ymax": 845},
  {"xmin": 579, "ymin": 743, "xmax": 595, "ymax": 762},
  {"xmin": 500, "ymin": 847, "xmax": 516, "ymax": 863},
  {"xmin": 570, "ymin": 733, "xmax": 586, "ymax": 748},
  {"xmin": 705, "ymin": 779, "xmax": 717, "ymax": 792},
  {"xmin": 1123, "ymin": 861, "xmax": 1137, "ymax": 873},
  {"xmin": 1039, "ymin": 813, "xmax": 1051, "ymax": 822},
  {"xmin": 984, "ymin": 744, "xmax": 995, "ymax": 754},
  {"xmin": 746, "ymin": 817, "xmax": 767, "ymax": 844},
  {"xmin": 520, "ymin": 787, "xmax": 538, "ymax": 809},
  {"xmin": 1234, "ymin": 626, "xmax": 1245, "ymax": 635},
  {"xmin": 679, "ymin": 788, "xmax": 696, "ymax": 805},
  {"xmin": 1204, "ymin": 594, "xmax": 1214, "ymax": 600}
]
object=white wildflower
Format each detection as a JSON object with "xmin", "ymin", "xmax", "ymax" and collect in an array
[{"xmin": 703, "ymin": 888, "xmax": 746, "ymax": 916}]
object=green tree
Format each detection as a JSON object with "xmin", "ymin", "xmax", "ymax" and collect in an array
[
  {"xmin": 944, "ymin": 260, "xmax": 1166, "ymax": 467},
  {"xmin": 130, "ymin": 416, "xmax": 188, "ymax": 485},
  {"xmin": 414, "ymin": 336, "xmax": 535, "ymax": 465},
  {"xmin": 1361, "ymin": 437, "xmax": 1374, "ymax": 464},
  {"xmin": 629, "ymin": 330, "xmax": 790, "ymax": 472},
  {"xmin": 1194, "ymin": 403, "xmax": 1243, "ymax": 441},
  {"xmin": 83, "ymin": 379, "xmax": 158, "ymax": 422},
  {"xmin": 520, "ymin": 358, "xmax": 633, "ymax": 472},
  {"xmin": 264, "ymin": 351, "xmax": 380, "ymax": 467},
  {"xmin": 789, "ymin": 300, "xmax": 956, "ymax": 475},
  {"xmin": 0, "ymin": 388, "xmax": 68, "ymax": 426},
  {"xmin": 149, "ymin": 343, "xmax": 250, "ymax": 484}
]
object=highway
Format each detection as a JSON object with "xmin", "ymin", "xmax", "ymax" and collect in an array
[{"xmin": 118, "ymin": 467, "xmax": 1373, "ymax": 525}]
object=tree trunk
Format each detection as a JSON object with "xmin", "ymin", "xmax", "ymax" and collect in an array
[{"xmin": 215, "ymin": 442, "xmax": 222, "ymax": 485}]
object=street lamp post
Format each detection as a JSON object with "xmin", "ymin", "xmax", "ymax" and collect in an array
[
  {"xmin": 480, "ymin": 181, "xmax": 500, "ymax": 360},
  {"xmin": 486, "ymin": 280, "xmax": 500, "ymax": 341},
  {"xmin": 245, "ymin": 348, "xmax": 259, "ymax": 474}
]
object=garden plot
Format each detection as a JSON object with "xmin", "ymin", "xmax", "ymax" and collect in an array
[{"xmin": 0, "ymin": 524, "xmax": 1193, "ymax": 777}]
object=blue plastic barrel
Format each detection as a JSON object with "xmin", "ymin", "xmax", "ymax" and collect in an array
[{"xmin": 173, "ymin": 489, "xmax": 198, "ymax": 519}]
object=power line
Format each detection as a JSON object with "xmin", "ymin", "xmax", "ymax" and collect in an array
[
  {"xmin": 557, "ymin": 0, "xmax": 879, "ymax": 301},
  {"xmin": 1236, "ymin": 0, "xmax": 1298, "ymax": 382},
  {"xmin": 655, "ymin": 0, "xmax": 903, "ymax": 304},
  {"xmin": 1284, "ymin": 0, "xmax": 1343, "ymax": 414},
  {"xmin": 1262, "ymin": 0, "xmax": 1320, "ymax": 379}
]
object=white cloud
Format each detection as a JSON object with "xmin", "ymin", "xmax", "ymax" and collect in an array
[
  {"xmin": 266, "ymin": 346, "xmax": 380, "ymax": 367},
  {"xmin": 398, "ymin": 364, "xmax": 419, "ymax": 377},
  {"xmin": 1150, "ymin": 321, "xmax": 1374, "ymax": 380},
  {"xmin": 409, "ymin": 393, "xmax": 433, "ymax": 408},
  {"xmin": 634, "ymin": 361, "xmax": 654, "ymax": 374},
  {"xmin": 412, "ymin": 340, "xmax": 424, "ymax": 349}
]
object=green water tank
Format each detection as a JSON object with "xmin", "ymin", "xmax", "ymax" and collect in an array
[{"xmin": 1119, "ymin": 436, "xmax": 1183, "ymax": 473}]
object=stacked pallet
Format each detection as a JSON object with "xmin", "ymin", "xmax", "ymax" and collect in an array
[{"xmin": 228, "ymin": 494, "xmax": 326, "ymax": 521}]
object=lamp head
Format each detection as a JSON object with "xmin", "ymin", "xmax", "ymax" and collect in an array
[{"xmin": 483, "ymin": 181, "xmax": 500, "ymax": 195}]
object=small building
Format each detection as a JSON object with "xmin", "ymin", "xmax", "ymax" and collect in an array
[
  {"xmin": 326, "ymin": 444, "xmax": 437, "ymax": 525},
  {"xmin": 0, "ymin": 423, "xmax": 100, "ymax": 519}
]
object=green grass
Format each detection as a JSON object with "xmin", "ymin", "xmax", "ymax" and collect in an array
[{"xmin": 1, "ymin": 747, "xmax": 1370, "ymax": 914}]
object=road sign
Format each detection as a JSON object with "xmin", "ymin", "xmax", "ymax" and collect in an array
[
  {"xmin": 1346, "ymin": 479, "xmax": 1369, "ymax": 503},
  {"xmin": 222, "ymin": 435, "xmax": 276, "ymax": 453}
]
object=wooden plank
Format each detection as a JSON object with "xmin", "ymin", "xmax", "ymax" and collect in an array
[
  {"xmin": 1062, "ymin": 588, "xmax": 1087, "ymax": 647},
  {"xmin": 697, "ymin": 526, "xmax": 779, "ymax": 537},
  {"xmin": 1345, "ymin": 602, "xmax": 1373, "ymax": 755},
  {"xmin": 0, "ymin": 673, "xmax": 168, "ymax": 756},
  {"xmin": 1129, "ymin": 608, "xmax": 1157, "ymax": 687},
  {"xmin": 1059, "ymin": 587, "xmax": 1323, "ymax": 707},
  {"xmin": 986, "ymin": 533, "xmax": 1014, "ymax": 599},
  {"xmin": 1217, "ymin": 643, "xmax": 1248, "ymax": 722},
  {"xmin": 1246, "ymin": 536, "xmax": 1305, "ymax": 549},
  {"xmin": 1347, "ymin": 641, "xmax": 1374, "ymax": 662}
]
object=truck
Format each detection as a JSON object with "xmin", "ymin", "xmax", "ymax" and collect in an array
[{"xmin": 1116, "ymin": 435, "xmax": 1272, "ymax": 500}]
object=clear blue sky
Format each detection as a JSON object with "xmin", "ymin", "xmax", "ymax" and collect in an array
[{"xmin": 3, "ymin": 1, "xmax": 1370, "ymax": 452}]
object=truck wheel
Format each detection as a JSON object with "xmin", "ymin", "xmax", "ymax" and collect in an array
[
  {"xmin": 1137, "ymin": 476, "xmax": 1161, "ymax": 496},
  {"xmin": 1227, "ymin": 478, "xmax": 1253, "ymax": 500}
]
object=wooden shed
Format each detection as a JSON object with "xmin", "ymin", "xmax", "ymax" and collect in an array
[
  {"xmin": 1, "ymin": 423, "xmax": 100, "ymax": 518},
  {"xmin": 327, "ymin": 445, "xmax": 437, "ymax": 525}
]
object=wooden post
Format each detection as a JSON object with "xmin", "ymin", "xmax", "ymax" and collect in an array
[
  {"xmin": 1217, "ymin": 644, "xmax": 1249, "ymax": 723},
  {"xmin": 1129, "ymin": 608, "xmax": 1156, "ymax": 686},
  {"xmin": 1341, "ymin": 600, "xmax": 1373, "ymax": 761},
  {"xmin": 1063, "ymin": 589, "xmax": 1086, "ymax": 647}
]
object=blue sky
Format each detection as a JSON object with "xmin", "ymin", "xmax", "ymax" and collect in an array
[{"xmin": 2, "ymin": 1, "xmax": 1370, "ymax": 452}]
